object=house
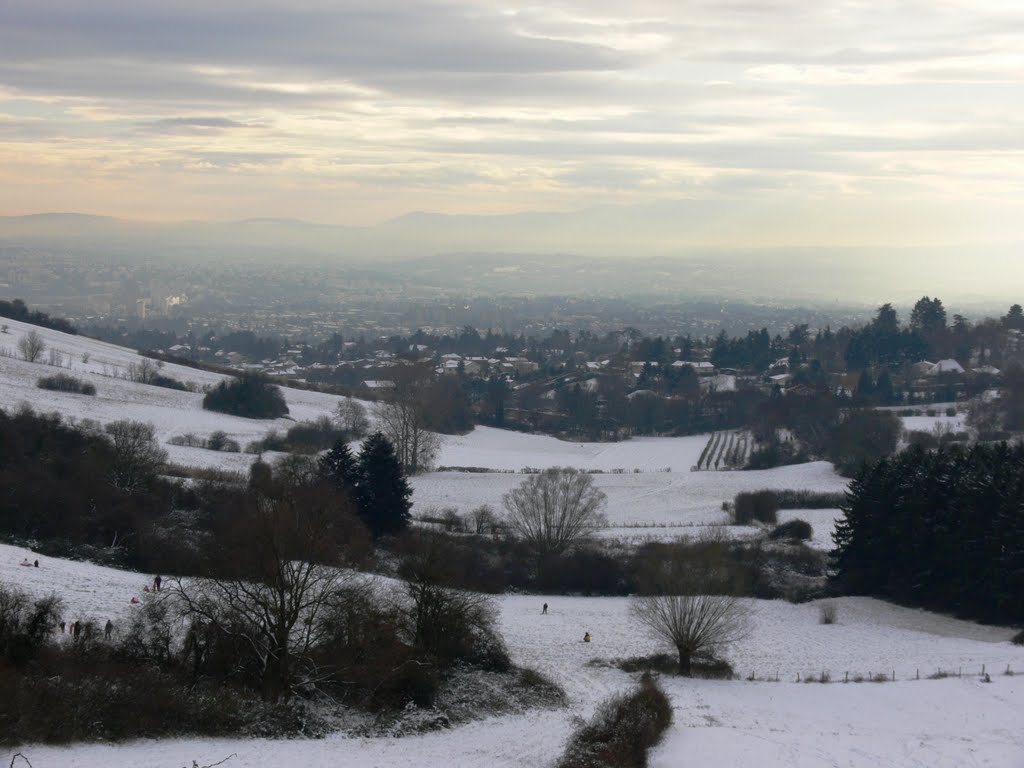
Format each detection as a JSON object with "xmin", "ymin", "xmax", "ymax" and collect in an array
[
  {"xmin": 927, "ymin": 359, "xmax": 966, "ymax": 377},
  {"xmin": 672, "ymin": 360, "xmax": 716, "ymax": 375}
]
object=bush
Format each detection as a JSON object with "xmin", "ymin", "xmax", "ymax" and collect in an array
[
  {"xmin": 905, "ymin": 430, "xmax": 939, "ymax": 450},
  {"xmin": 557, "ymin": 674, "xmax": 672, "ymax": 768},
  {"xmin": 247, "ymin": 417, "xmax": 345, "ymax": 453},
  {"xmin": 818, "ymin": 602, "xmax": 838, "ymax": 625},
  {"xmin": 202, "ymin": 375, "xmax": 289, "ymax": 419},
  {"xmin": 769, "ymin": 519, "xmax": 813, "ymax": 542},
  {"xmin": 1013, "ymin": 629, "xmax": 1024, "ymax": 646},
  {"xmin": 945, "ymin": 407, "xmax": 957, "ymax": 417},
  {"xmin": 733, "ymin": 491, "xmax": 779, "ymax": 525},
  {"xmin": 37, "ymin": 373, "xmax": 96, "ymax": 396},
  {"xmin": 0, "ymin": 584, "xmax": 63, "ymax": 666}
]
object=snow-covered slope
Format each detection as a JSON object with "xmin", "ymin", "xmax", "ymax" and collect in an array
[
  {"xmin": 3, "ymin": 543, "xmax": 1022, "ymax": 767},
  {"xmin": 0, "ymin": 317, "xmax": 850, "ymax": 528},
  {"xmin": 0, "ymin": 316, "xmax": 356, "ymax": 470}
]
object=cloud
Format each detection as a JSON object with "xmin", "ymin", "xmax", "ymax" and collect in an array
[{"xmin": 0, "ymin": 0, "xmax": 1020, "ymax": 244}]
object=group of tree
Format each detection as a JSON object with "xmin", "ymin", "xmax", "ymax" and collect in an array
[
  {"xmin": 317, "ymin": 433, "xmax": 413, "ymax": 537},
  {"xmin": 202, "ymin": 374, "xmax": 289, "ymax": 419},
  {"xmin": 831, "ymin": 442, "xmax": 1024, "ymax": 624},
  {"xmin": 0, "ymin": 298, "xmax": 77, "ymax": 334}
]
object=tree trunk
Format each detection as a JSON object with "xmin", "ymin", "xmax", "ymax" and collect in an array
[{"xmin": 678, "ymin": 647, "xmax": 692, "ymax": 675}]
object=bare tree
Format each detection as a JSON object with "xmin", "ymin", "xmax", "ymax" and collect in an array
[
  {"xmin": 502, "ymin": 467, "xmax": 607, "ymax": 560},
  {"xmin": 334, "ymin": 398, "xmax": 370, "ymax": 438},
  {"xmin": 174, "ymin": 464, "xmax": 369, "ymax": 702},
  {"xmin": 631, "ymin": 593, "xmax": 748, "ymax": 675},
  {"xmin": 105, "ymin": 419, "xmax": 168, "ymax": 492},
  {"xmin": 17, "ymin": 330, "xmax": 45, "ymax": 363},
  {"xmin": 469, "ymin": 504, "xmax": 498, "ymax": 535},
  {"xmin": 630, "ymin": 538, "xmax": 749, "ymax": 675},
  {"xmin": 377, "ymin": 373, "xmax": 441, "ymax": 474}
]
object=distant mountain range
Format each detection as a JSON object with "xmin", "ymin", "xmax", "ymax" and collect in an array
[{"xmin": 1, "ymin": 209, "xmax": 1020, "ymax": 307}]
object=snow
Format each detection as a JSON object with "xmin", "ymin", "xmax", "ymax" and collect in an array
[
  {"xmin": 2, "ymin": 322, "xmax": 1022, "ymax": 767},
  {"xmin": 3, "ymin": 543, "xmax": 1022, "ymax": 768},
  {"xmin": 417, "ymin": 427, "xmax": 848, "ymax": 528},
  {"xmin": 0, "ymin": 316, "xmax": 360, "ymax": 470}
]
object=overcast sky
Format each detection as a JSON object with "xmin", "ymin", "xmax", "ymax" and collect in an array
[{"xmin": 0, "ymin": 0, "xmax": 1022, "ymax": 253}]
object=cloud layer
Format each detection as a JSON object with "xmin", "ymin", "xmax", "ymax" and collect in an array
[{"xmin": 0, "ymin": 0, "xmax": 1022, "ymax": 252}]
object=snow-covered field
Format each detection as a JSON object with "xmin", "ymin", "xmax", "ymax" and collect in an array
[
  {"xmin": 0, "ymin": 316, "xmax": 346, "ymax": 470},
  {"xmin": 3, "ymin": 542, "xmax": 1022, "ymax": 767},
  {"xmin": 3, "ymin": 321, "xmax": 1022, "ymax": 766},
  {"xmin": 417, "ymin": 427, "xmax": 848, "ymax": 530},
  {"xmin": 0, "ymin": 318, "xmax": 850, "ymax": 530}
]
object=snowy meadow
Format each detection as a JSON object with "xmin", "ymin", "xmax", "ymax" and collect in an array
[{"xmin": 2, "ymin": 319, "xmax": 1023, "ymax": 767}]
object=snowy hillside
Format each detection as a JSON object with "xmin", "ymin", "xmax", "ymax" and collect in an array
[
  {"xmin": 0, "ymin": 316, "xmax": 350, "ymax": 471},
  {"xmin": 0, "ymin": 317, "xmax": 850, "ymax": 531},
  {"xmin": 3, "ymin": 543, "xmax": 1022, "ymax": 768}
]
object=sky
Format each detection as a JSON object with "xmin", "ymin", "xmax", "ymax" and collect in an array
[{"xmin": 0, "ymin": 0, "xmax": 1023, "ymax": 253}]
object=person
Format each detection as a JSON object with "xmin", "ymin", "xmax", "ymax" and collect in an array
[
  {"xmin": 542, "ymin": 603, "xmax": 548, "ymax": 615},
  {"xmin": 144, "ymin": 585, "xmax": 150, "ymax": 593},
  {"xmin": 59, "ymin": 621, "xmax": 66, "ymax": 634},
  {"xmin": 583, "ymin": 631, "xmax": 591, "ymax": 643},
  {"xmin": 154, "ymin": 574, "xmax": 162, "ymax": 592},
  {"xmin": 104, "ymin": 619, "xmax": 113, "ymax": 640},
  {"xmin": 19, "ymin": 558, "xmax": 30, "ymax": 567},
  {"xmin": 33, "ymin": 559, "xmax": 39, "ymax": 567},
  {"xmin": 73, "ymin": 622, "xmax": 82, "ymax": 640}
]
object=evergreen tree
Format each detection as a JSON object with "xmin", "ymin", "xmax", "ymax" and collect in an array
[
  {"xmin": 318, "ymin": 438, "xmax": 360, "ymax": 493},
  {"xmin": 356, "ymin": 432, "xmax": 412, "ymax": 537}
]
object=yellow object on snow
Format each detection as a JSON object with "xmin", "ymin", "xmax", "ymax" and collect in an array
[{"xmin": 583, "ymin": 632, "xmax": 591, "ymax": 643}]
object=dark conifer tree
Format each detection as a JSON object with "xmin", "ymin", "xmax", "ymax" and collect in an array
[{"xmin": 356, "ymin": 432, "xmax": 412, "ymax": 537}]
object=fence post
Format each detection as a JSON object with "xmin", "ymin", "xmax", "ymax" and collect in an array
[
  {"xmin": 892, "ymin": 670, "xmax": 895, "ymax": 681},
  {"xmin": 982, "ymin": 664, "xmax": 985, "ymax": 676},
  {"xmin": 916, "ymin": 669, "xmax": 919, "ymax": 680},
  {"xmin": 845, "ymin": 671, "xmax": 848, "ymax": 683}
]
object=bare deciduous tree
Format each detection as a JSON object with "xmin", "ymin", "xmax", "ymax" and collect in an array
[
  {"xmin": 631, "ymin": 592, "xmax": 748, "ymax": 675},
  {"xmin": 173, "ymin": 471, "xmax": 368, "ymax": 702},
  {"xmin": 334, "ymin": 398, "xmax": 370, "ymax": 438},
  {"xmin": 17, "ymin": 330, "xmax": 45, "ymax": 363},
  {"xmin": 502, "ymin": 467, "xmax": 607, "ymax": 560},
  {"xmin": 376, "ymin": 370, "xmax": 440, "ymax": 475},
  {"xmin": 105, "ymin": 419, "xmax": 168, "ymax": 492}
]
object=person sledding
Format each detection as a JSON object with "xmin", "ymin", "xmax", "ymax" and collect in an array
[
  {"xmin": 19, "ymin": 558, "xmax": 31, "ymax": 567},
  {"xmin": 583, "ymin": 631, "xmax": 591, "ymax": 643}
]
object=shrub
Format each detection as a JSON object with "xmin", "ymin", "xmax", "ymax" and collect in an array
[
  {"xmin": 203, "ymin": 375, "xmax": 289, "ymax": 419},
  {"xmin": 0, "ymin": 584, "xmax": 63, "ymax": 666},
  {"xmin": 945, "ymin": 407, "xmax": 957, "ymax": 417},
  {"xmin": 733, "ymin": 490, "xmax": 779, "ymax": 525},
  {"xmin": 1012, "ymin": 629, "xmax": 1024, "ymax": 646},
  {"xmin": 769, "ymin": 519, "xmax": 813, "ymax": 542},
  {"xmin": 819, "ymin": 602, "xmax": 838, "ymax": 625},
  {"xmin": 557, "ymin": 674, "xmax": 672, "ymax": 768},
  {"xmin": 37, "ymin": 374, "xmax": 96, "ymax": 396},
  {"xmin": 905, "ymin": 430, "xmax": 939, "ymax": 450}
]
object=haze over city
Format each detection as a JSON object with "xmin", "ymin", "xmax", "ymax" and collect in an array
[{"xmin": 0, "ymin": 0, "xmax": 1021, "ymax": 281}]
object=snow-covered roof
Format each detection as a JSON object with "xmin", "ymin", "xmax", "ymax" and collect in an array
[{"xmin": 927, "ymin": 359, "xmax": 965, "ymax": 376}]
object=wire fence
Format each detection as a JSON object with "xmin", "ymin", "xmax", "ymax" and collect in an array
[{"xmin": 741, "ymin": 662, "xmax": 1016, "ymax": 684}]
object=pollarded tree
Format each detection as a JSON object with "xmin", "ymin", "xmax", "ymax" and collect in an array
[
  {"xmin": 502, "ymin": 467, "xmax": 607, "ymax": 561},
  {"xmin": 631, "ymin": 591, "xmax": 748, "ymax": 675},
  {"xmin": 357, "ymin": 432, "xmax": 412, "ymax": 537}
]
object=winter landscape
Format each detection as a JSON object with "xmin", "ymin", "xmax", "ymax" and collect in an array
[
  {"xmin": 1, "ymin": 315, "xmax": 1022, "ymax": 768},
  {"xmin": 3, "ymin": 1, "xmax": 1024, "ymax": 766}
]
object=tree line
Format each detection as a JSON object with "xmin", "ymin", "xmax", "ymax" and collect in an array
[{"xmin": 831, "ymin": 442, "xmax": 1024, "ymax": 624}]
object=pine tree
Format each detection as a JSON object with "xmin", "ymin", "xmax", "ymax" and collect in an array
[
  {"xmin": 356, "ymin": 432, "xmax": 412, "ymax": 537},
  {"xmin": 318, "ymin": 438, "xmax": 360, "ymax": 493}
]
